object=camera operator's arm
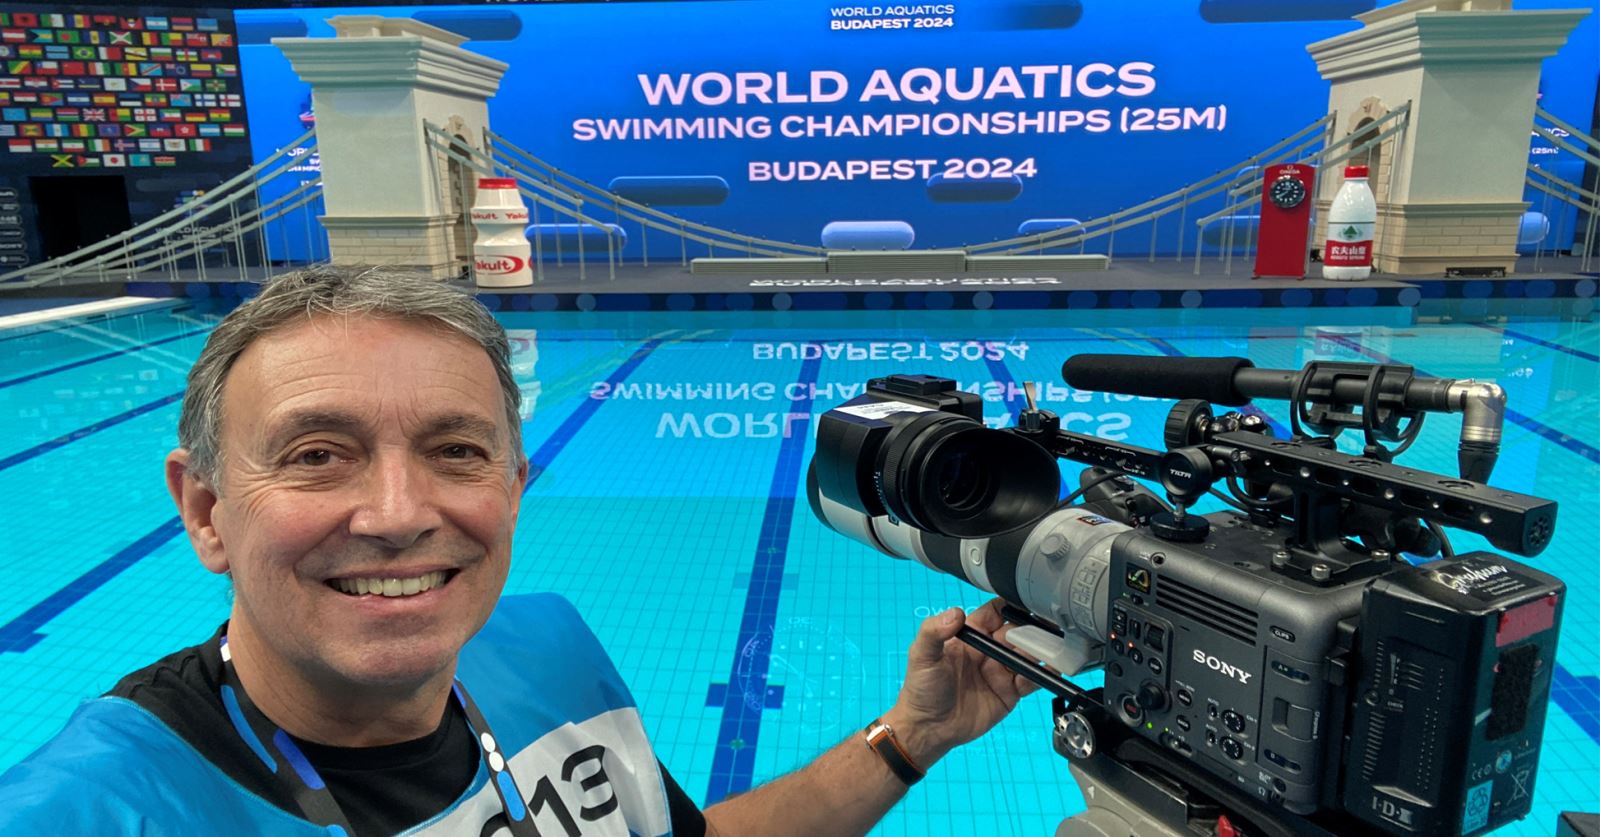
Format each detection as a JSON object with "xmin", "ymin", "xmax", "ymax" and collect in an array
[{"xmin": 702, "ymin": 600, "xmax": 1039, "ymax": 837}]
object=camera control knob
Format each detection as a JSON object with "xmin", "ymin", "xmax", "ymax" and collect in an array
[
  {"xmin": 1136, "ymin": 681, "xmax": 1168, "ymax": 712},
  {"xmin": 1222, "ymin": 709, "xmax": 1246, "ymax": 734}
]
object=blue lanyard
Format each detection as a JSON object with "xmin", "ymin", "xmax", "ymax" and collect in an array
[{"xmin": 218, "ymin": 635, "xmax": 539, "ymax": 836}]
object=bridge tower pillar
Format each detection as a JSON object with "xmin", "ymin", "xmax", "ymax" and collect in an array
[
  {"xmin": 275, "ymin": 16, "xmax": 508, "ymax": 278},
  {"xmin": 1307, "ymin": 0, "xmax": 1586, "ymax": 276}
]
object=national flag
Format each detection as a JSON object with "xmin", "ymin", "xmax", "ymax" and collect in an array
[
  {"xmin": 35, "ymin": 60, "xmax": 60, "ymax": 76},
  {"xmin": 76, "ymin": 155, "xmax": 98, "ymax": 167},
  {"xmin": 50, "ymin": 78, "xmax": 76, "ymax": 90},
  {"xmin": 154, "ymin": 154, "xmax": 175, "ymax": 166},
  {"xmin": 71, "ymin": 46, "xmax": 95, "ymax": 60},
  {"xmin": 112, "ymin": 107, "xmax": 130, "ymax": 122},
  {"xmin": 5, "ymin": 139, "xmax": 28, "ymax": 152},
  {"xmin": 122, "ymin": 123, "xmax": 145, "ymax": 137},
  {"xmin": 56, "ymin": 108, "xmax": 79, "ymax": 122},
  {"xmin": 109, "ymin": 31, "xmax": 132, "ymax": 45},
  {"xmin": 162, "ymin": 137, "xmax": 184, "ymax": 151},
  {"xmin": 216, "ymin": 64, "xmax": 237, "ymax": 78},
  {"xmin": 17, "ymin": 44, "xmax": 40, "ymax": 57},
  {"xmin": 187, "ymin": 138, "xmax": 209, "ymax": 152},
  {"xmin": 87, "ymin": 61, "xmax": 106, "ymax": 75},
  {"xmin": 0, "ymin": 106, "xmax": 19, "ymax": 120},
  {"xmin": 92, "ymin": 15, "xmax": 117, "ymax": 27},
  {"xmin": 71, "ymin": 123, "xmax": 91, "ymax": 137},
  {"xmin": 137, "ymin": 138, "xmax": 158, "ymax": 151},
  {"xmin": 174, "ymin": 123, "xmax": 196, "ymax": 137},
  {"xmin": 155, "ymin": 79, "xmax": 177, "ymax": 92},
  {"xmin": 172, "ymin": 18, "xmax": 194, "ymax": 32},
  {"xmin": 89, "ymin": 138, "xmax": 107, "ymax": 150},
  {"xmin": 19, "ymin": 123, "xmax": 42, "ymax": 137},
  {"xmin": 0, "ymin": 45, "xmax": 10, "ymax": 57},
  {"xmin": 197, "ymin": 123, "xmax": 219, "ymax": 137},
  {"xmin": 149, "ymin": 124, "xmax": 170, "ymax": 137},
  {"xmin": 43, "ymin": 45, "xmax": 66, "ymax": 59},
  {"xmin": 197, "ymin": 18, "xmax": 218, "ymax": 32},
  {"xmin": 145, "ymin": 93, "xmax": 167, "ymax": 106},
  {"xmin": 166, "ymin": 33, "xmax": 185, "ymax": 46},
  {"xmin": 117, "ymin": 95, "xmax": 141, "ymax": 107},
  {"xmin": 28, "ymin": 29, "xmax": 53, "ymax": 43},
  {"xmin": 0, "ymin": 123, "xmax": 13, "ymax": 136},
  {"xmin": 203, "ymin": 80, "xmax": 225, "ymax": 92},
  {"xmin": 133, "ymin": 107, "xmax": 155, "ymax": 121},
  {"xmin": 95, "ymin": 123, "xmax": 119, "ymax": 137},
  {"xmin": 146, "ymin": 17, "xmax": 168, "ymax": 31},
  {"xmin": 0, "ymin": 30, "xmax": 22, "ymax": 44},
  {"xmin": 49, "ymin": 152, "xmax": 72, "ymax": 167},
  {"xmin": 139, "ymin": 32, "xmax": 155, "ymax": 46},
  {"xmin": 90, "ymin": 93, "xmax": 113, "ymax": 105},
  {"xmin": 98, "ymin": 47, "xmax": 121, "ymax": 60},
  {"xmin": 207, "ymin": 108, "xmax": 228, "ymax": 121},
  {"xmin": 223, "ymin": 123, "xmax": 244, "ymax": 137},
  {"xmin": 167, "ymin": 63, "xmax": 188, "ymax": 77},
  {"xmin": 57, "ymin": 31, "xmax": 80, "ymax": 45},
  {"xmin": 6, "ymin": 60, "xmax": 28, "ymax": 74},
  {"xmin": 208, "ymin": 34, "xmax": 232, "ymax": 47},
  {"xmin": 27, "ymin": 107, "xmax": 50, "ymax": 119},
  {"xmin": 0, "ymin": 79, "xmax": 17, "ymax": 90},
  {"xmin": 158, "ymin": 108, "xmax": 179, "ymax": 121},
  {"xmin": 42, "ymin": 14, "xmax": 64, "ymax": 28},
  {"xmin": 0, "ymin": 14, "xmax": 8, "ymax": 26},
  {"xmin": 123, "ymin": 48, "xmax": 145, "ymax": 62},
  {"xmin": 179, "ymin": 79, "xmax": 201, "ymax": 92},
  {"xmin": 200, "ymin": 48, "xmax": 221, "ymax": 61},
  {"xmin": 34, "ymin": 137, "xmax": 57, "ymax": 151},
  {"xmin": 129, "ymin": 153, "xmax": 150, "ymax": 166},
  {"xmin": 150, "ymin": 47, "xmax": 170, "ymax": 60},
  {"xmin": 61, "ymin": 61, "xmax": 85, "ymax": 76},
  {"xmin": 102, "ymin": 78, "xmax": 125, "ymax": 91},
  {"xmin": 61, "ymin": 139, "xmax": 83, "ymax": 151},
  {"xmin": 103, "ymin": 152, "xmax": 124, "ymax": 166},
  {"xmin": 168, "ymin": 94, "xmax": 189, "ymax": 107},
  {"xmin": 71, "ymin": 14, "xmax": 88, "ymax": 28},
  {"xmin": 13, "ymin": 13, "xmax": 37, "ymax": 27},
  {"xmin": 112, "ymin": 137, "xmax": 136, "ymax": 151},
  {"xmin": 189, "ymin": 64, "xmax": 211, "ymax": 78},
  {"xmin": 82, "ymin": 105, "xmax": 106, "ymax": 120},
  {"xmin": 85, "ymin": 31, "xmax": 102, "ymax": 46},
  {"xmin": 120, "ymin": 17, "xmax": 144, "ymax": 30},
  {"xmin": 45, "ymin": 123, "xmax": 66, "ymax": 136},
  {"xmin": 39, "ymin": 92, "xmax": 62, "ymax": 104},
  {"xmin": 21, "ymin": 77, "xmax": 46, "ymax": 89},
  {"xmin": 184, "ymin": 34, "xmax": 206, "ymax": 47},
  {"xmin": 183, "ymin": 111, "xmax": 204, "ymax": 123},
  {"xmin": 139, "ymin": 62, "xmax": 160, "ymax": 76},
  {"xmin": 130, "ymin": 78, "xmax": 152, "ymax": 91}
]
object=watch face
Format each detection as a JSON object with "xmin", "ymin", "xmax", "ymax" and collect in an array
[{"xmin": 1269, "ymin": 176, "xmax": 1306, "ymax": 210}]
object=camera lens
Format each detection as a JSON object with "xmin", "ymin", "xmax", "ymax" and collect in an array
[{"xmin": 878, "ymin": 413, "xmax": 1058, "ymax": 538}]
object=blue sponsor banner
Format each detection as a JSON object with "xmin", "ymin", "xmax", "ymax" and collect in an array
[{"xmin": 237, "ymin": 0, "xmax": 1598, "ymax": 259}]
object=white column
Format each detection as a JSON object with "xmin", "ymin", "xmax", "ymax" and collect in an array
[
  {"xmin": 1307, "ymin": 0, "xmax": 1587, "ymax": 275},
  {"xmin": 275, "ymin": 16, "xmax": 509, "ymax": 278}
]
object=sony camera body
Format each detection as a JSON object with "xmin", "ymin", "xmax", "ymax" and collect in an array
[{"xmin": 808, "ymin": 366, "xmax": 1563, "ymax": 836}]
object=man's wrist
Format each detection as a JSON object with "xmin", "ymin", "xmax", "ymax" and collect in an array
[{"xmin": 878, "ymin": 707, "xmax": 953, "ymax": 770}]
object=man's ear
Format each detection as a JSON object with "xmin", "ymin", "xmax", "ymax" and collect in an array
[{"xmin": 166, "ymin": 449, "xmax": 228, "ymax": 575}]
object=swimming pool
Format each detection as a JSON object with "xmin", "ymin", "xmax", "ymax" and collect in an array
[{"xmin": 0, "ymin": 298, "xmax": 1594, "ymax": 835}]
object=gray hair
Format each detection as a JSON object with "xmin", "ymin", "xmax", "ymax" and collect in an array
[{"xmin": 178, "ymin": 265, "xmax": 523, "ymax": 488}]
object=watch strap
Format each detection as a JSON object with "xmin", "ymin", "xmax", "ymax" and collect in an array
[{"xmin": 863, "ymin": 718, "xmax": 925, "ymax": 786}]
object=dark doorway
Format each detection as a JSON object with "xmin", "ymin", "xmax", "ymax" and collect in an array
[{"xmin": 28, "ymin": 175, "xmax": 133, "ymax": 260}]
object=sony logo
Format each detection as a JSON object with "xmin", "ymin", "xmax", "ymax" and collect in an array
[{"xmin": 1193, "ymin": 649, "xmax": 1253, "ymax": 684}]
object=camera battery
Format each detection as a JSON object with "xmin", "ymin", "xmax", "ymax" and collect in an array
[{"xmin": 1343, "ymin": 553, "xmax": 1564, "ymax": 836}]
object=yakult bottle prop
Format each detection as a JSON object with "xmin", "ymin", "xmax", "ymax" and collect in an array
[
  {"xmin": 470, "ymin": 178, "xmax": 533, "ymax": 287},
  {"xmin": 1322, "ymin": 165, "xmax": 1377, "ymax": 281}
]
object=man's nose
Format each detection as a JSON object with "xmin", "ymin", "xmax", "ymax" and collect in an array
[{"xmin": 349, "ymin": 453, "xmax": 443, "ymax": 549}]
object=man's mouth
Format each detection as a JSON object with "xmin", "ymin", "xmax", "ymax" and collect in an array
[{"xmin": 328, "ymin": 570, "xmax": 458, "ymax": 598}]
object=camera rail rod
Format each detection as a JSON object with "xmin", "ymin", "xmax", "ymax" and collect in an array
[{"xmin": 1041, "ymin": 428, "xmax": 1555, "ymax": 558}]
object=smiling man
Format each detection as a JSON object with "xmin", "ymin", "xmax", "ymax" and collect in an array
[{"xmin": 0, "ymin": 266, "xmax": 1036, "ymax": 836}]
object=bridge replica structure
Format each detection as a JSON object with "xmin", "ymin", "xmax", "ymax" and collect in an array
[{"xmin": 0, "ymin": 1, "xmax": 1592, "ymax": 314}]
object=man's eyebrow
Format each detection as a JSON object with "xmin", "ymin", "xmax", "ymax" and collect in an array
[
  {"xmin": 261, "ymin": 409, "xmax": 365, "ymax": 452},
  {"xmin": 423, "ymin": 414, "xmax": 502, "ymax": 443}
]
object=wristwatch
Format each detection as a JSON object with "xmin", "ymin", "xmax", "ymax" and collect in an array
[{"xmin": 864, "ymin": 718, "xmax": 925, "ymax": 786}]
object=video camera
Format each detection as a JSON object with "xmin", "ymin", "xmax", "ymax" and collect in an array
[{"xmin": 806, "ymin": 354, "xmax": 1564, "ymax": 837}]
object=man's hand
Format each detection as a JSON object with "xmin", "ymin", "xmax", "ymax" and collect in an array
[{"xmin": 882, "ymin": 598, "xmax": 1041, "ymax": 767}]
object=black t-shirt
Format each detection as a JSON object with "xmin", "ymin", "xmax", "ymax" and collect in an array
[{"xmin": 108, "ymin": 625, "xmax": 707, "ymax": 836}]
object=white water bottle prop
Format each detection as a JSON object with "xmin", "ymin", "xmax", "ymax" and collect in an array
[
  {"xmin": 1322, "ymin": 165, "xmax": 1376, "ymax": 281},
  {"xmin": 471, "ymin": 178, "xmax": 533, "ymax": 288}
]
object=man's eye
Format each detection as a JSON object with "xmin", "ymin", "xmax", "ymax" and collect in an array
[
  {"xmin": 297, "ymin": 449, "xmax": 333, "ymax": 466},
  {"xmin": 441, "ymin": 444, "xmax": 480, "ymax": 460}
]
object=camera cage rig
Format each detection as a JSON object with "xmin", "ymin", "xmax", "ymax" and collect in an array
[{"xmin": 927, "ymin": 357, "xmax": 1560, "ymax": 836}]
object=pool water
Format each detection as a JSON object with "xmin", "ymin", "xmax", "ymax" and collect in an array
[{"xmin": 0, "ymin": 299, "xmax": 1594, "ymax": 836}]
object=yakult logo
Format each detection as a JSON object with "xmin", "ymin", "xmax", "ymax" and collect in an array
[{"xmin": 476, "ymin": 255, "xmax": 527, "ymax": 275}]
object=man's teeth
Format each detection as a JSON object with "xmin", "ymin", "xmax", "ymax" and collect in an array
[{"xmin": 332, "ymin": 571, "xmax": 448, "ymax": 597}]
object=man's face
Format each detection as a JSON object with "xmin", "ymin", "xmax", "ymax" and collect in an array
[{"xmin": 201, "ymin": 315, "xmax": 525, "ymax": 690}]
